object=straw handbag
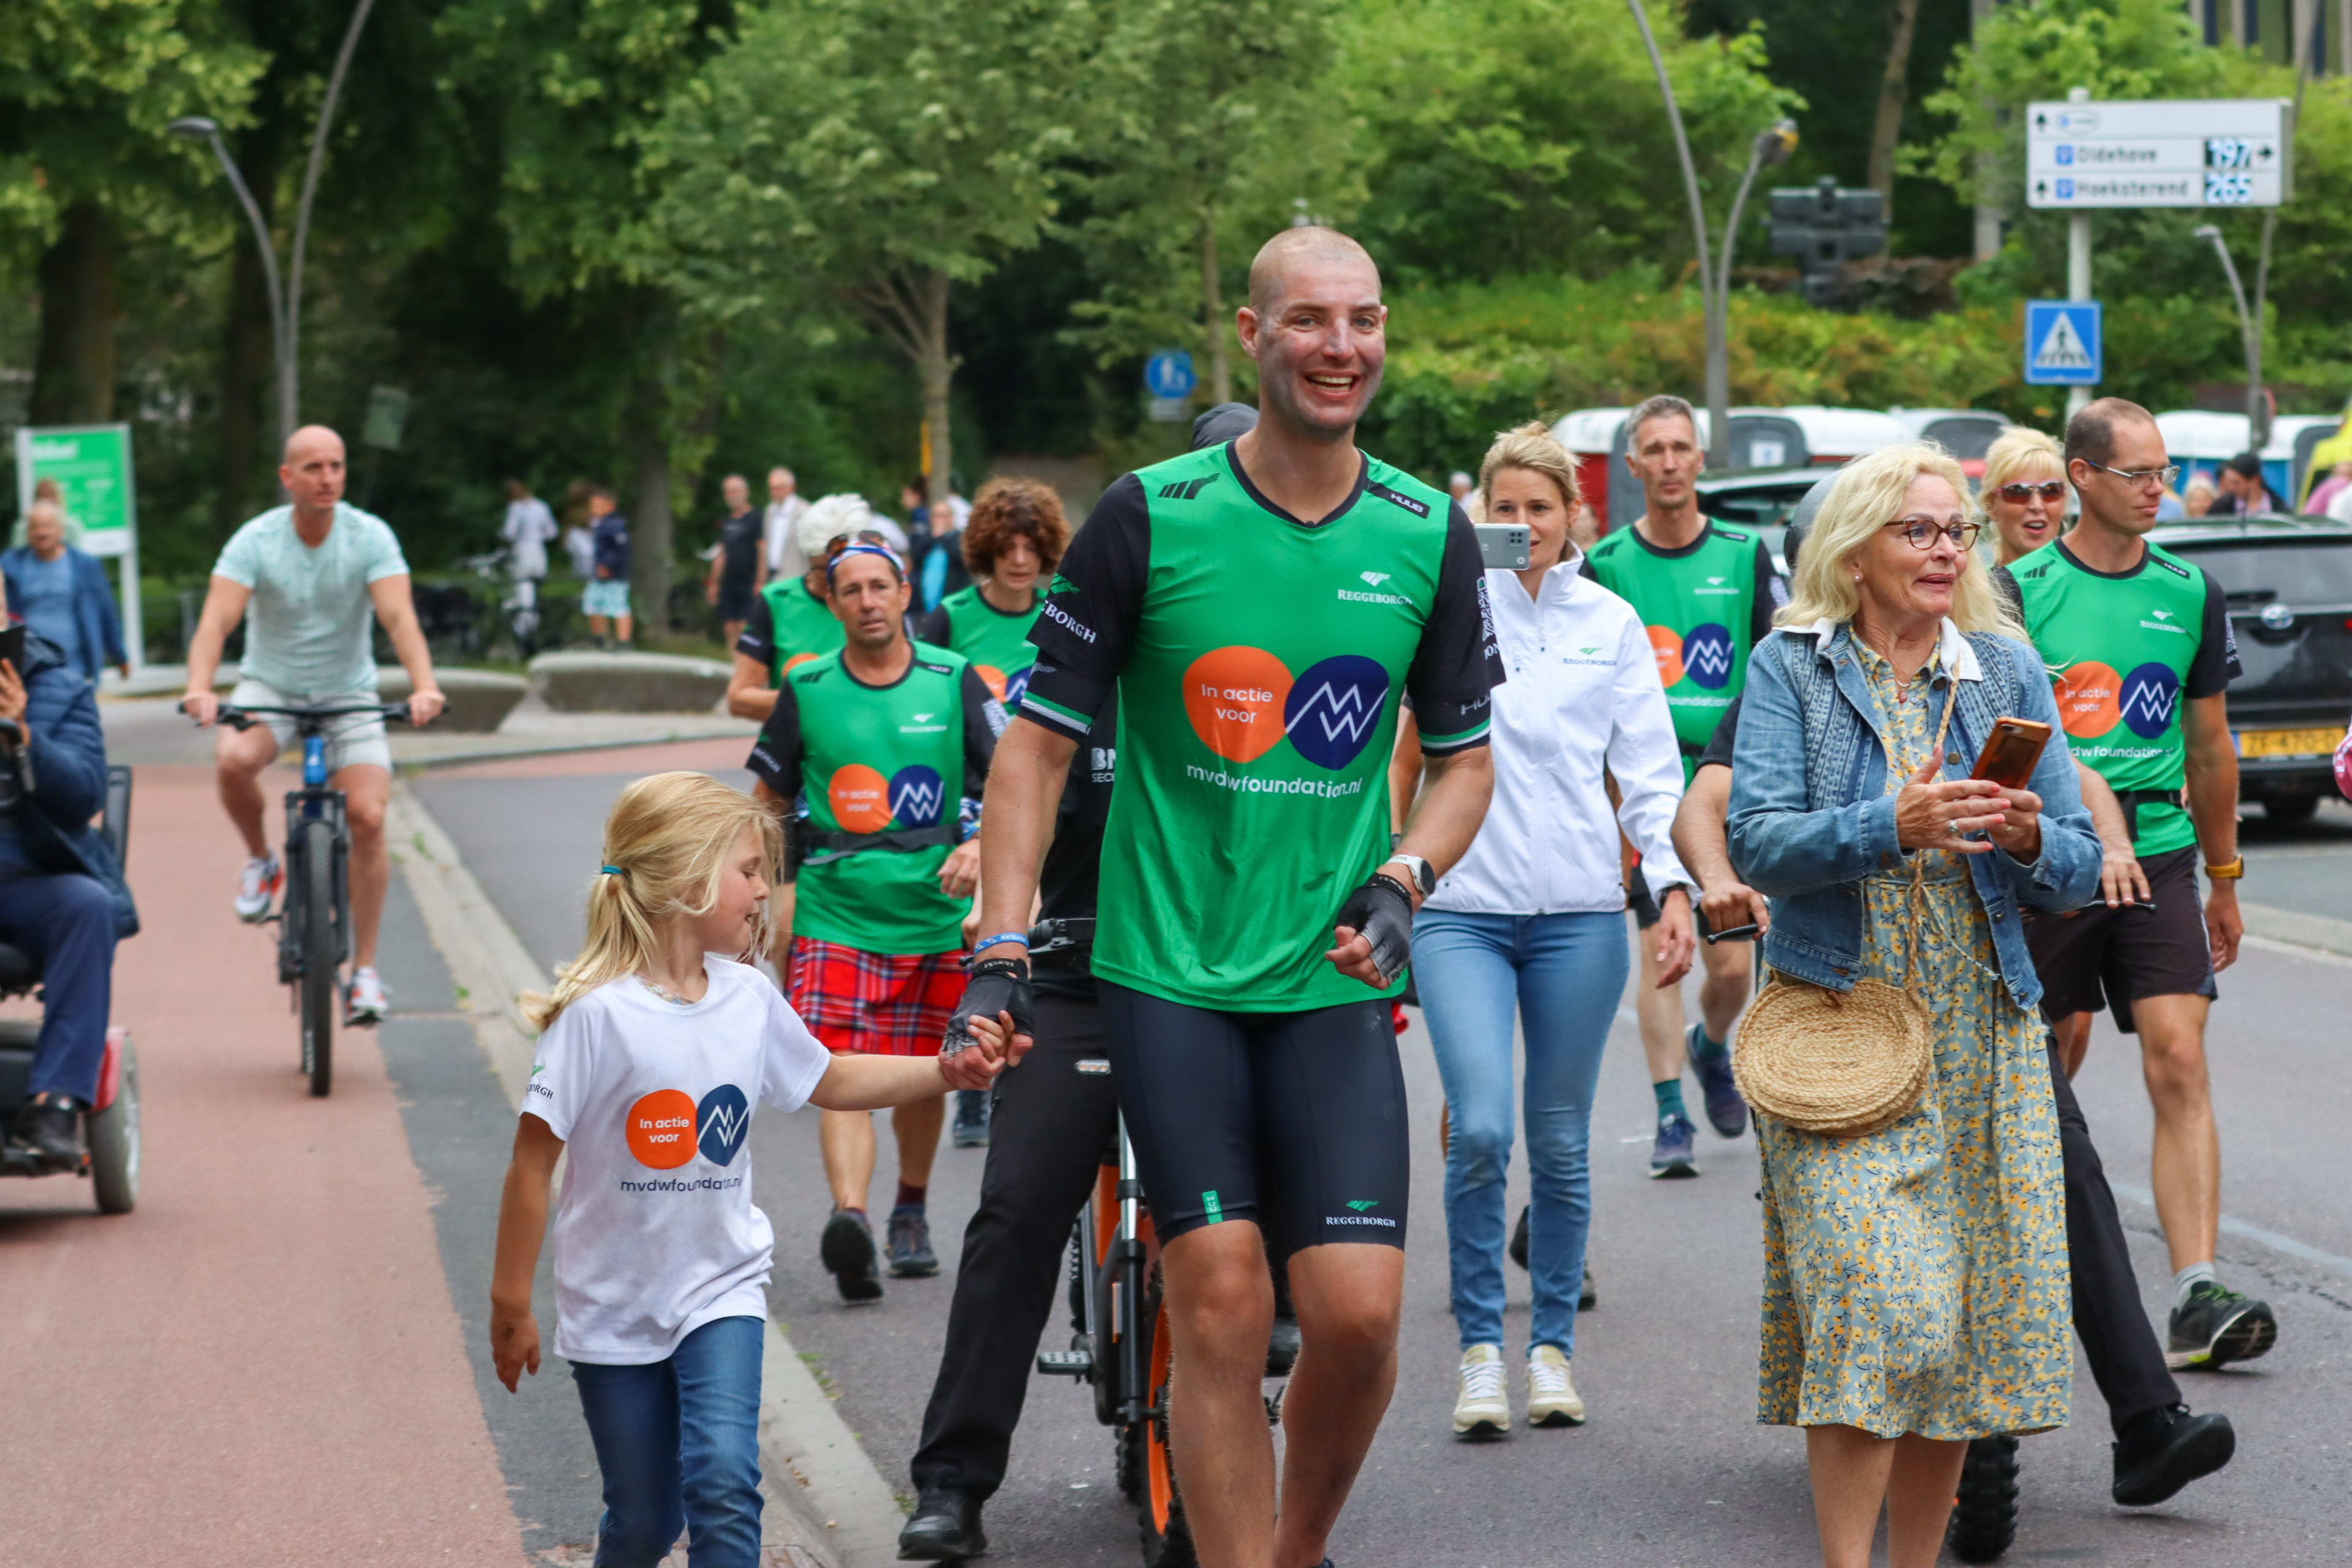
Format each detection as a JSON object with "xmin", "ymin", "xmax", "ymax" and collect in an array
[{"xmin": 1732, "ymin": 684, "xmax": 1955, "ymax": 1138}]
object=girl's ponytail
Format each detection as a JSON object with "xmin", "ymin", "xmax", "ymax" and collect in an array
[{"xmin": 521, "ymin": 772, "xmax": 782, "ymax": 1031}]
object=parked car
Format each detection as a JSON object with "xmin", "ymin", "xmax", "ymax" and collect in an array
[
  {"xmin": 2154, "ymin": 515, "xmax": 2352, "ymax": 821},
  {"xmin": 1555, "ymin": 404, "xmax": 1911, "ymax": 535},
  {"xmin": 2155, "ymin": 410, "xmax": 2342, "ymax": 516},
  {"xmin": 1890, "ymin": 408, "xmax": 2012, "ymax": 476},
  {"xmin": 1694, "ymin": 468, "xmax": 1824, "ymax": 575}
]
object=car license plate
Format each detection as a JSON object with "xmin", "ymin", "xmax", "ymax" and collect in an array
[{"xmin": 2236, "ymin": 726, "xmax": 2343, "ymax": 758}]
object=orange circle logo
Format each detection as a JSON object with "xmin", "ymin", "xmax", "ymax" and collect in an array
[
  {"xmin": 1182, "ymin": 647, "xmax": 1294, "ymax": 763},
  {"xmin": 974, "ymin": 664, "xmax": 1008, "ymax": 701},
  {"xmin": 1646, "ymin": 625, "xmax": 1685, "ymax": 688},
  {"xmin": 625, "ymin": 1089, "xmax": 698, "ymax": 1169},
  {"xmin": 827, "ymin": 764, "xmax": 893, "ymax": 832},
  {"xmin": 2052, "ymin": 661, "xmax": 2121, "ymax": 737}
]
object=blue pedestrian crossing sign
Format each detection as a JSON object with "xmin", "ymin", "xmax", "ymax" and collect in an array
[
  {"xmin": 1144, "ymin": 350, "xmax": 1198, "ymax": 401},
  {"xmin": 2024, "ymin": 300, "xmax": 2101, "ymax": 386}
]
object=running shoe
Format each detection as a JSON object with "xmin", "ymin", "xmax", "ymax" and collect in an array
[
  {"xmin": 886, "ymin": 1205, "xmax": 939, "ymax": 1278},
  {"xmin": 345, "ymin": 966, "xmax": 389, "ymax": 1026},
  {"xmin": 2113, "ymin": 1404, "xmax": 2235, "ymax": 1506},
  {"xmin": 2166, "ymin": 1281, "xmax": 2277, "ymax": 1370},
  {"xmin": 235, "ymin": 854, "xmax": 282, "ymax": 922},
  {"xmin": 1452, "ymin": 1344, "xmax": 1509, "ymax": 1438},
  {"xmin": 821, "ymin": 1208, "xmax": 884, "ymax": 1303},
  {"xmin": 1649, "ymin": 1112, "xmax": 1698, "ymax": 1178},
  {"xmin": 1526, "ymin": 1345, "xmax": 1585, "ymax": 1427},
  {"xmin": 1686, "ymin": 1023, "xmax": 1747, "ymax": 1139},
  {"xmin": 951, "ymin": 1087, "xmax": 990, "ymax": 1148}
]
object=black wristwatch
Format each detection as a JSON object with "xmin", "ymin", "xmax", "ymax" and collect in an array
[{"xmin": 1387, "ymin": 853, "xmax": 1438, "ymax": 899}]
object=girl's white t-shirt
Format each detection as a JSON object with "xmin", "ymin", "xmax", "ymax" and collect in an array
[{"xmin": 524, "ymin": 959, "xmax": 831, "ymax": 1364}]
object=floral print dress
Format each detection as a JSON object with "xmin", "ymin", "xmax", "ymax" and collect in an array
[{"xmin": 1755, "ymin": 643, "xmax": 2072, "ymax": 1439}]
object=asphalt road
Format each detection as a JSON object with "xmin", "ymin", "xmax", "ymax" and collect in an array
[{"xmin": 412, "ymin": 756, "xmax": 2352, "ymax": 1566}]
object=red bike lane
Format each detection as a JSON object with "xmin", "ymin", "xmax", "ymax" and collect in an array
[{"xmin": 0, "ymin": 764, "xmax": 525, "ymax": 1566}]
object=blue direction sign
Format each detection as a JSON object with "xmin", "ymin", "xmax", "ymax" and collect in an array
[
  {"xmin": 2024, "ymin": 300, "xmax": 2102, "ymax": 386},
  {"xmin": 1144, "ymin": 350, "xmax": 1197, "ymax": 401}
]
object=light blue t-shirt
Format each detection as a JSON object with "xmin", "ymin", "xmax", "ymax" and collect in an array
[
  {"xmin": 12, "ymin": 551, "xmax": 84, "ymax": 670},
  {"xmin": 213, "ymin": 503, "xmax": 410, "ymax": 695}
]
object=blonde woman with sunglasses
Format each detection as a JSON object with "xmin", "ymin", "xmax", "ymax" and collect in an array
[{"xmin": 1980, "ymin": 428, "xmax": 2069, "ymax": 567}]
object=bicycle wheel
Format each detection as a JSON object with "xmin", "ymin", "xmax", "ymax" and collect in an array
[
  {"xmin": 299, "ymin": 816, "xmax": 337, "ymax": 1097},
  {"xmin": 1947, "ymin": 1434, "xmax": 2020, "ymax": 1563},
  {"xmin": 1136, "ymin": 1264, "xmax": 1197, "ymax": 1568}
]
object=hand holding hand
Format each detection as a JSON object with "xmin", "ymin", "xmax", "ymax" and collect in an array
[
  {"xmin": 1894, "ymin": 757, "xmax": 2007, "ymax": 853},
  {"xmin": 940, "ymin": 1012, "xmax": 1008, "ymax": 1090}
]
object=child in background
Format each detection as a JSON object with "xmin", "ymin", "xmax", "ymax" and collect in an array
[
  {"xmin": 489, "ymin": 771, "xmax": 998, "ymax": 1567},
  {"xmin": 582, "ymin": 486, "xmax": 634, "ymax": 647}
]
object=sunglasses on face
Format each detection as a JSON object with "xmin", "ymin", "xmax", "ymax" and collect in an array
[
  {"xmin": 1995, "ymin": 481, "xmax": 2067, "ymax": 503},
  {"xmin": 1883, "ymin": 518, "xmax": 1984, "ymax": 551}
]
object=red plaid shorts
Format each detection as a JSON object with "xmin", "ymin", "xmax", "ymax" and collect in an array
[{"xmin": 786, "ymin": 937, "xmax": 965, "ymax": 1056}]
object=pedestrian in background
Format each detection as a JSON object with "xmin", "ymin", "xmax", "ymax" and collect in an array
[
  {"xmin": 1727, "ymin": 442, "xmax": 2098, "ymax": 1568},
  {"xmin": 1401, "ymin": 422, "xmax": 1694, "ymax": 1438},
  {"xmin": 582, "ymin": 487, "xmax": 633, "ymax": 649},
  {"xmin": 1980, "ymin": 427, "xmax": 2067, "ymax": 568},
  {"xmin": 489, "ymin": 772, "xmax": 995, "ymax": 1568},
  {"xmin": 706, "ymin": 473, "xmax": 766, "ymax": 652},
  {"xmin": 501, "ymin": 480, "xmax": 559, "ymax": 616},
  {"xmin": 3, "ymin": 498, "xmax": 128, "ymax": 684},
  {"xmin": 2309, "ymin": 459, "xmax": 2352, "ymax": 520},
  {"xmin": 764, "ymin": 467, "xmax": 810, "ymax": 582},
  {"xmin": 2211, "ymin": 452, "xmax": 2281, "ymax": 516},
  {"xmin": 2182, "ymin": 473, "xmax": 2217, "ymax": 518}
]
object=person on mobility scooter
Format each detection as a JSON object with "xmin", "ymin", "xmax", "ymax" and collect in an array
[{"xmin": 0, "ymin": 624, "xmax": 138, "ymax": 1180}]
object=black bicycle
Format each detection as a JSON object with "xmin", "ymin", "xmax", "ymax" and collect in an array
[{"xmin": 216, "ymin": 701, "xmax": 408, "ymax": 1097}]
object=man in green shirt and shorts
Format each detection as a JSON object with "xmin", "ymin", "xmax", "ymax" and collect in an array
[
  {"xmin": 1581, "ymin": 395, "xmax": 1782, "ymax": 1177},
  {"xmin": 956, "ymin": 227, "xmax": 1502, "ymax": 1568},
  {"xmin": 2017, "ymin": 397, "xmax": 2275, "ymax": 1373}
]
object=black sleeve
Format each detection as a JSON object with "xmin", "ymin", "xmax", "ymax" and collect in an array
[
  {"xmin": 1579, "ymin": 552, "xmax": 1602, "ymax": 583},
  {"xmin": 1989, "ymin": 564, "xmax": 2025, "ymax": 624},
  {"xmin": 2185, "ymin": 566, "xmax": 2241, "ymax": 698},
  {"xmin": 745, "ymin": 676, "xmax": 805, "ymax": 800},
  {"xmin": 1405, "ymin": 501, "xmax": 1505, "ymax": 755},
  {"xmin": 734, "ymin": 592, "xmax": 775, "ymax": 668},
  {"xmin": 1696, "ymin": 694, "xmax": 1743, "ymax": 773},
  {"xmin": 1021, "ymin": 472, "xmax": 1150, "ymax": 741},
  {"xmin": 960, "ymin": 664, "xmax": 1006, "ymax": 799},
  {"xmin": 1748, "ymin": 537, "xmax": 1785, "ymax": 647},
  {"xmin": 916, "ymin": 606, "xmax": 951, "ymax": 647}
]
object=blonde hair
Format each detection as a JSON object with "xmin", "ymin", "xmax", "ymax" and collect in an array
[
  {"xmin": 1980, "ymin": 426, "xmax": 2064, "ymax": 494},
  {"xmin": 1776, "ymin": 442, "xmax": 2026, "ymax": 641},
  {"xmin": 521, "ymin": 772, "xmax": 782, "ymax": 1030},
  {"xmin": 1478, "ymin": 421, "xmax": 1584, "ymax": 516}
]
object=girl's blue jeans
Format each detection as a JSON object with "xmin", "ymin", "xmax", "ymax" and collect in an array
[
  {"xmin": 1412, "ymin": 910, "xmax": 1628, "ymax": 1355},
  {"xmin": 571, "ymin": 1314, "xmax": 764, "ymax": 1567}
]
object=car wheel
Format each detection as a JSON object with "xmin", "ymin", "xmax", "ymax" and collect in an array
[{"xmin": 2261, "ymin": 793, "xmax": 2319, "ymax": 823}]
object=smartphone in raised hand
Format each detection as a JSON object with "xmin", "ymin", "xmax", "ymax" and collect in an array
[
  {"xmin": 0, "ymin": 621, "xmax": 24, "ymax": 678},
  {"xmin": 1971, "ymin": 717, "xmax": 2051, "ymax": 791}
]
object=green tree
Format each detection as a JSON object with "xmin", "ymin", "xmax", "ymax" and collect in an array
[{"xmin": 649, "ymin": 0, "xmax": 1088, "ymax": 513}]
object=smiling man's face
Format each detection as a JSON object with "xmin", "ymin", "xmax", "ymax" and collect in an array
[{"xmin": 1238, "ymin": 243, "xmax": 1386, "ymax": 441}]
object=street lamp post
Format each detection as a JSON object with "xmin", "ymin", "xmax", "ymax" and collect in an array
[
  {"xmin": 2193, "ymin": 224, "xmax": 2266, "ymax": 450},
  {"xmin": 169, "ymin": 0, "xmax": 380, "ymax": 450}
]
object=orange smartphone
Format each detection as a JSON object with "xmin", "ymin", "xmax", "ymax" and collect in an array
[{"xmin": 1972, "ymin": 717, "xmax": 2052, "ymax": 790}]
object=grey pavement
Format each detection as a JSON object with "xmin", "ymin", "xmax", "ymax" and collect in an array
[{"xmin": 407, "ymin": 758, "xmax": 2352, "ymax": 1566}]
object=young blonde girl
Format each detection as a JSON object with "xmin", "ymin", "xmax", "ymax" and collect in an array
[{"xmin": 490, "ymin": 772, "xmax": 996, "ymax": 1567}]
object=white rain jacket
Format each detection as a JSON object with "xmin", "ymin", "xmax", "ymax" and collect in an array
[{"xmin": 1423, "ymin": 555, "xmax": 1694, "ymax": 916}]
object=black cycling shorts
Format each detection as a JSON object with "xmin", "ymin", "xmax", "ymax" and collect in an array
[
  {"xmin": 1098, "ymin": 981, "xmax": 1409, "ymax": 1255},
  {"xmin": 1627, "ymin": 864, "xmax": 1662, "ymax": 930},
  {"xmin": 2026, "ymin": 845, "xmax": 2218, "ymax": 1033}
]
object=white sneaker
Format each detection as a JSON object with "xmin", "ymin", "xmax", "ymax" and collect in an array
[
  {"xmin": 346, "ymin": 966, "xmax": 388, "ymax": 1025},
  {"xmin": 1527, "ymin": 1344, "xmax": 1585, "ymax": 1426},
  {"xmin": 1452, "ymin": 1344, "xmax": 1510, "ymax": 1438},
  {"xmin": 235, "ymin": 854, "xmax": 282, "ymax": 922}
]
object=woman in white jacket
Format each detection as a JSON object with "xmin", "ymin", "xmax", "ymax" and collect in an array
[{"xmin": 1400, "ymin": 421, "xmax": 1696, "ymax": 1438}]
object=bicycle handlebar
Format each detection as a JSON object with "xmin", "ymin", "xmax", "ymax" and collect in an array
[{"xmin": 214, "ymin": 701, "xmax": 413, "ymax": 733}]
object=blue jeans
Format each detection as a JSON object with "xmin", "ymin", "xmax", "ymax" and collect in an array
[
  {"xmin": 0, "ymin": 869, "xmax": 115, "ymax": 1103},
  {"xmin": 571, "ymin": 1315, "xmax": 764, "ymax": 1567},
  {"xmin": 1412, "ymin": 910, "xmax": 1627, "ymax": 1354}
]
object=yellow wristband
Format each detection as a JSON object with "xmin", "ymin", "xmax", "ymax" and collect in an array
[{"xmin": 2203, "ymin": 857, "xmax": 2244, "ymax": 880}]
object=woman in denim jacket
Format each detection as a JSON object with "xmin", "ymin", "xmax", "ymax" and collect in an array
[{"xmin": 1726, "ymin": 444, "xmax": 2100, "ymax": 1568}]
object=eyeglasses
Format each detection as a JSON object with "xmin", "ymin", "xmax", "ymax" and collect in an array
[
  {"xmin": 2083, "ymin": 461, "xmax": 2183, "ymax": 489},
  {"xmin": 1883, "ymin": 518, "xmax": 1983, "ymax": 551},
  {"xmin": 1994, "ymin": 480, "xmax": 2067, "ymax": 504}
]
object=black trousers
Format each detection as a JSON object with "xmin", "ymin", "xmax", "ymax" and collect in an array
[
  {"xmin": 2049, "ymin": 1036, "xmax": 2180, "ymax": 1434},
  {"xmin": 911, "ymin": 992, "xmax": 1119, "ymax": 1501}
]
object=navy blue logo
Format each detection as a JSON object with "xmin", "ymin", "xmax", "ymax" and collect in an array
[
  {"xmin": 1681, "ymin": 623, "xmax": 1735, "ymax": 690},
  {"xmin": 2119, "ymin": 662, "xmax": 2180, "ymax": 739},
  {"xmin": 696, "ymin": 1084, "xmax": 750, "ymax": 1166},
  {"xmin": 890, "ymin": 764, "xmax": 946, "ymax": 826},
  {"xmin": 1284, "ymin": 655, "xmax": 1390, "ymax": 769}
]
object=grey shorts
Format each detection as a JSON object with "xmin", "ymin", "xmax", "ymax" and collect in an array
[{"xmin": 228, "ymin": 678, "xmax": 391, "ymax": 774}]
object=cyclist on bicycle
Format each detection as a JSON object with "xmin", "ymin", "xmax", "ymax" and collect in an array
[
  {"xmin": 957, "ymin": 227, "xmax": 1501, "ymax": 1568},
  {"xmin": 181, "ymin": 425, "xmax": 445, "ymax": 1023}
]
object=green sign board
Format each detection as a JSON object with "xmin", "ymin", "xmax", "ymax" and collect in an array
[{"xmin": 16, "ymin": 423, "xmax": 136, "ymax": 559}]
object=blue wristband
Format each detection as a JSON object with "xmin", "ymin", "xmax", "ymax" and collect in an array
[{"xmin": 975, "ymin": 932, "xmax": 1030, "ymax": 951}]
